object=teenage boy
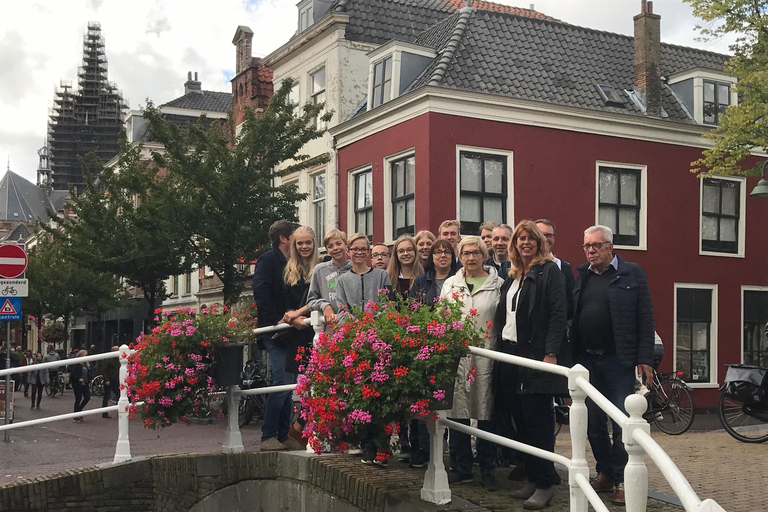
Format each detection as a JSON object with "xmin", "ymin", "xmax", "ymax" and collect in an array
[
  {"xmin": 307, "ymin": 229, "xmax": 352, "ymax": 325},
  {"xmin": 336, "ymin": 233, "xmax": 392, "ymax": 311},
  {"xmin": 371, "ymin": 243, "xmax": 391, "ymax": 270}
]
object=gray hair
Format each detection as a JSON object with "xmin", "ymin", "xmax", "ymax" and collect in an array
[
  {"xmin": 584, "ymin": 225, "xmax": 613, "ymax": 243},
  {"xmin": 458, "ymin": 235, "xmax": 489, "ymax": 260},
  {"xmin": 494, "ymin": 224, "xmax": 513, "ymax": 236}
]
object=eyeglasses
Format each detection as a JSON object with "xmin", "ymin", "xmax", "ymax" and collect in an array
[
  {"xmin": 433, "ymin": 250, "xmax": 452, "ymax": 256},
  {"xmin": 349, "ymin": 247, "xmax": 369, "ymax": 253},
  {"xmin": 460, "ymin": 250, "xmax": 483, "ymax": 258},
  {"xmin": 396, "ymin": 248, "xmax": 415, "ymax": 255},
  {"xmin": 543, "ymin": 233, "xmax": 555, "ymax": 240},
  {"xmin": 371, "ymin": 252, "xmax": 390, "ymax": 259},
  {"xmin": 582, "ymin": 241, "xmax": 610, "ymax": 251}
]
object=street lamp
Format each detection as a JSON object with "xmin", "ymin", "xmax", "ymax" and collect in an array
[{"xmin": 750, "ymin": 160, "xmax": 768, "ymax": 199}]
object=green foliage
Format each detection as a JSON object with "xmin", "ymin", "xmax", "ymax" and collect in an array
[
  {"xmin": 685, "ymin": 0, "xmax": 768, "ymax": 176},
  {"xmin": 145, "ymin": 78, "xmax": 332, "ymax": 305},
  {"xmin": 39, "ymin": 321, "xmax": 66, "ymax": 346}
]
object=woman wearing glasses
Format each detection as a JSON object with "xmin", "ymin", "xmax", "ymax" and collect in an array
[
  {"xmin": 386, "ymin": 235, "xmax": 424, "ymax": 298},
  {"xmin": 410, "ymin": 239, "xmax": 458, "ymax": 306},
  {"xmin": 495, "ymin": 220, "xmax": 567, "ymax": 510},
  {"xmin": 440, "ymin": 235, "xmax": 504, "ymax": 491}
]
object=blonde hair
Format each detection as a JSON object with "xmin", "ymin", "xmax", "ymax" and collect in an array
[
  {"xmin": 387, "ymin": 235, "xmax": 424, "ymax": 289},
  {"xmin": 508, "ymin": 220, "xmax": 553, "ymax": 279},
  {"xmin": 323, "ymin": 229, "xmax": 347, "ymax": 248},
  {"xmin": 77, "ymin": 349, "xmax": 88, "ymax": 357},
  {"xmin": 283, "ymin": 226, "xmax": 319, "ymax": 286},
  {"xmin": 414, "ymin": 230, "xmax": 436, "ymax": 245},
  {"xmin": 346, "ymin": 232, "xmax": 370, "ymax": 249},
  {"xmin": 438, "ymin": 219, "xmax": 461, "ymax": 233},
  {"xmin": 457, "ymin": 236, "xmax": 488, "ymax": 261}
]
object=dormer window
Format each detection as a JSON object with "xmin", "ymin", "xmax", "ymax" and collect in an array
[
  {"xmin": 298, "ymin": 0, "xmax": 313, "ymax": 32},
  {"xmin": 597, "ymin": 84, "xmax": 625, "ymax": 107},
  {"xmin": 668, "ymin": 70, "xmax": 736, "ymax": 126},
  {"xmin": 371, "ymin": 57, "xmax": 392, "ymax": 109},
  {"xmin": 366, "ymin": 42, "xmax": 435, "ymax": 111}
]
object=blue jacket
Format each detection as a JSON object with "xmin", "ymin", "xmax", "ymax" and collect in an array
[
  {"xmin": 573, "ymin": 254, "xmax": 655, "ymax": 368},
  {"xmin": 251, "ymin": 247, "xmax": 288, "ymax": 328}
]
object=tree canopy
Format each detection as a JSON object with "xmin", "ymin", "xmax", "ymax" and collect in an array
[{"xmin": 686, "ymin": 0, "xmax": 768, "ymax": 176}]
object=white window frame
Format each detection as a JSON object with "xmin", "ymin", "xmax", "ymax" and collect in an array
[
  {"xmin": 183, "ymin": 272, "xmax": 192, "ymax": 296},
  {"xmin": 454, "ymin": 145, "xmax": 514, "ymax": 235},
  {"xmin": 311, "ymin": 171, "xmax": 326, "ymax": 242},
  {"xmin": 594, "ymin": 161, "xmax": 647, "ymax": 251},
  {"xmin": 283, "ymin": 178, "xmax": 300, "ymax": 220},
  {"xmin": 289, "ymin": 80, "xmax": 301, "ymax": 117},
  {"xmin": 382, "ymin": 148, "xmax": 416, "ymax": 245},
  {"xmin": 310, "ymin": 67, "xmax": 326, "ymax": 129},
  {"xmin": 741, "ymin": 285, "xmax": 768, "ymax": 366},
  {"xmin": 673, "ymin": 282, "xmax": 719, "ymax": 388},
  {"xmin": 347, "ymin": 165, "xmax": 374, "ymax": 239},
  {"xmin": 699, "ymin": 175, "xmax": 746, "ymax": 258},
  {"xmin": 298, "ymin": 0, "xmax": 313, "ymax": 32},
  {"xmin": 667, "ymin": 69, "xmax": 737, "ymax": 125},
  {"xmin": 366, "ymin": 42, "xmax": 436, "ymax": 111}
]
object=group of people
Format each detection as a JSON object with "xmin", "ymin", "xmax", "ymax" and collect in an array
[{"xmin": 251, "ymin": 217, "xmax": 655, "ymax": 510}]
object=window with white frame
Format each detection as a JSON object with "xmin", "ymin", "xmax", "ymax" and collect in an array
[
  {"xmin": 391, "ymin": 155, "xmax": 415, "ymax": 238},
  {"xmin": 743, "ymin": 288, "xmax": 768, "ymax": 367},
  {"xmin": 289, "ymin": 82, "xmax": 300, "ymax": 117},
  {"xmin": 312, "ymin": 172, "xmax": 326, "ymax": 240},
  {"xmin": 353, "ymin": 170, "xmax": 373, "ymax": 238},
  {"xmin": 171, "ymin": 275, "xmax": 179, "ymax": 297},
  {"xmin": 311, "ymin": 68, "xmax": 326, "ymax": 129},
  {"xmin": 371, "ymin": 56, "xmax": 392, "ymax": 109},
  {"xmin": 284, "ymin": 179, "xmax": 299, "ymax": 219},
  {"xmin": 298, "ymin": 1, "xmax": 313, "ymax": 32},
  {"xmin": 598, "ymin": 165, "xmax": 642, "ymax": 247},
  {"xmin": 459, "ymin": 151, "xmax": 507, "ymax": 235},
  {"xmin": 184, "ymin": 273, "xmax": 192, "ymax": 296},
  {"xmin": 701, "ymin": 177, "xmax": 742, "ymax": 255},
  {"xmin": 703, "ymin": 80, "xmax": 730, "ymax": 125},
  {"xmin": 675, "ymin": 285, "xmax": 716, "ymax": 384}
]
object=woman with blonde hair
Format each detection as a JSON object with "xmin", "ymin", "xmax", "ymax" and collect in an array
[
  {"xmin": 414, "ymin": 230, "xmax": 436, "ymax": 266},
  {"xmin": 386, "ymin": 235, "xmax": 424, "ymax": 298},
  {"xmin": 495, "ymin": 220, "xmax": 567, "ymax": 509}
]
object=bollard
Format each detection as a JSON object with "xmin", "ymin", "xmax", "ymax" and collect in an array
[
  {"xmin": 113, "ymin": 345, "xmax": 132, "ymax": 463},
  {"xmin": 623, "ymin": 393, "xmax": 650, "ymax": 512},
  {"xmin": 568, "ymin": 365, "xmax": 590, "ymax": 512},
  {"xmin": 222, "ymin": 385, "xmax": 244, "ymax": 453},
  {"xmin": 420, "ymin": 410, "xmax": 451, "ymax": 504}
]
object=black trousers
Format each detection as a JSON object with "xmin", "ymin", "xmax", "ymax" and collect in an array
[
  {"xmin": 102, "ymin": 379, "xmax": 120, "ymax": 408},
  {"xmin": 73, "ymin": 382, "xmax": 90, "ymax": 413}
]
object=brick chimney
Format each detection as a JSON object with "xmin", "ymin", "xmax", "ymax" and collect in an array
[
  {"xmin": 634, "ymin": 0, "xmax": 661, "ymax": 116},
  {"xmin": 184, "ymin": 71, "xmax": 202, "ymax": 94},
  {"xmin": 232, "ymin": 26, "xmax": 254, "ymax": 75}
]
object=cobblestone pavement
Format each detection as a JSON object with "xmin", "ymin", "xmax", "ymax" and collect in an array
[{"xmin": 1, "ymin": 392, "xmax": 765, "ymax": 511}]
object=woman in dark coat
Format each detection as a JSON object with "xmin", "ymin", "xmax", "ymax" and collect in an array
[
  {"xmin": 409, "ymin": 239, "xmax": 458, "ymax": 306},
  {"xmin": 70, "ymin": 349, "xmax": 91, "ymax": 422},
  {"xmin": 494, "ymin": 220, "xmax": 567, "ymax": 510}
]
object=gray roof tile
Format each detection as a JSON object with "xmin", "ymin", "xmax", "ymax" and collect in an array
[{"xmin": 162, "ymin": 90, "xmax": 232, "ymax": 112}]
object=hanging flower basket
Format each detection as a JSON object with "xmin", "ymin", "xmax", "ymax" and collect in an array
[{"xmin": 297, "ymin": 293, "xmax": 488, "ymax": 454}]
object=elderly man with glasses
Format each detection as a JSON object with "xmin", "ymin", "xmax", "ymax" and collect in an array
[{"xmin": 572, "ymin": 225, "xmax": 655, "ymax": 505}]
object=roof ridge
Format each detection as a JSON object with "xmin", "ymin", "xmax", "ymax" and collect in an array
[{"xmin": 427, "ymin": 9, "xmax": 472, "ymax": 87}]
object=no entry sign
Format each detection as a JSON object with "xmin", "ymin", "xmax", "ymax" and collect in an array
[{"xmin": 0, "ymin": 244, "xmax": 27, "ymax": 278}]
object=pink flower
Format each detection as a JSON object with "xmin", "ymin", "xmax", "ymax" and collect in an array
[
  {"xmin": 433, "ymin": 389, "xmax": 445, "ymax": 400},
  {"xmin": 348, "ymin": 409, "xmax": 372, "ymax": 423},
  {"xmin": 406, "ymin": 325, "xmax": 420, "ymax": 333}
]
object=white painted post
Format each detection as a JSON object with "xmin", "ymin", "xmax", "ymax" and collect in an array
[
  {"xmin": 623, "ymin": 394, "xmax": 650, "ymax": 512},
  {"xmin": 113, "ymin": 345, "xmax": 132, "ymax": 463},
  {"xmin": 568, "ymin": 365, "xmax": 590, "ymax": 512},
  {"xmin": 420, "ymin": 410, "xmax": 451, "ymax": 505},
  {"xmin": 222, "ymin": 385, "xmax": 244, "ymax": 453},
  {"xmin": 305, "ymin": 311, "xmax": 324, "ymax": 453}
]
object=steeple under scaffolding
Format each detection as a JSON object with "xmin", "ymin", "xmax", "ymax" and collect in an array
[{"xmin": 43, "ymin": 22, "xmax": 126, "ymax": 194}]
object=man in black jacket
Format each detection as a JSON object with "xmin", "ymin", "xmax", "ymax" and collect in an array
[
  {"xmin": 536, "ymin": 220, "xmax": 575, "ymax": 318},
  {"xmin": 572, "ymin": 225, "xmax": 655, "ymax": 505},
  {"xmin": 251, "ymin": 219, "xmax": 302, "ymax": 452}
]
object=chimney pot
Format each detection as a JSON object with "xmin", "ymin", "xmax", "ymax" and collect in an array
[
  {"xmin": 184, "ymin": 71, "xmax": 202, "ymax": 94},
  {"xmin": 634, "ymin": 3, "xmax": 661, "ymax": 116},
  {"xmin": 648, "ymin": 1, "xmax": 653, "ymax": 13}
]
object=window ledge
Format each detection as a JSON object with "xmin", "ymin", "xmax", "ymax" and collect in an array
[
  {"xmin": 613, "ymin": 244, "xmax": 647, "ymax": 251},
  {"xmin": 699, "ymin": 250, "xmax": 744, "ymax": 259}
]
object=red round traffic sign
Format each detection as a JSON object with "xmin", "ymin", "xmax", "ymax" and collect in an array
[{"xmin": 0, "ymin": 244, "xmax": 28, "ymax": 278}]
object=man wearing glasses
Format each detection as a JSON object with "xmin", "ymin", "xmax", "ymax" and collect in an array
[
  {"xmin": 371, "ymin": 243, "xmax": 391, "ymax": 270},
  {"xmin": 572, "ymin": 225, "xmax": 655, "ymax": 505},
  {"xmin": 535, "ymin": 219, "xmax": 575, "ymax": 318}
]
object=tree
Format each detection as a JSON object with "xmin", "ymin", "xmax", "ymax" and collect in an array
[
  {"xmin": 145, "ymin": 78, "xmax": 332, "ymax": 305},
  {"xmin": 60, "ymin": 143, "xmax": 193, "ymax": 326},
  {"xmin": 686, "ymin": 0, "xmax": 768, "ymax": 176}
]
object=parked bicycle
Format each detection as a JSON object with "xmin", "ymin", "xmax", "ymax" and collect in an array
[
  {"xmin": 642, "ymin": 370, "xmax": 695, "ymax": 435},
  {"xmin": 238, "ymin": 359, "xmax": 270, "ymax": 428},
  {"xmin": 91, "ymin": 374, "xmax": 105, "ymax": 396},
  {"xmin": 718, "ymin": 364, "xmax": 768, "ymax": 443},
  {"xmin": 45, "ymin": 371, "xmax": 66, "ymax": 397}
]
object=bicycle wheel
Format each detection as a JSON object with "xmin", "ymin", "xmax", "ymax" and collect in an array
[
  {"xmin": 91, "ymin": 375, "xmax": 104, "ymax": 396},
  {"xmin": 651, "ymin": 375, "xmax": 695, "ymax": 435},
  {"xmin": 718, "ymin": 388, "xmax": 768, "ymax": 443},
  {"xmin": 239, "ymin": 398, "xmax": 257, "ymax": 427},
  {"xmin": 45, "ymin": 383, "xmax": 53, "ymax": 396}
]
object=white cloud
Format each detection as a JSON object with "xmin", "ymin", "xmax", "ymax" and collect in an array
[{"xmin": 0, "ymin": 0, "xmax": 732, "ymax": 184}]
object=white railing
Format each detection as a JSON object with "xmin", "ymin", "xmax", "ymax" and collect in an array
[
  {"xmin": 0, "ymin": 346, "xmax": 135, "ymax": 463},
  {"xmin": 420, "ymin": 346, "xmax": 727, "ymax": 512}
]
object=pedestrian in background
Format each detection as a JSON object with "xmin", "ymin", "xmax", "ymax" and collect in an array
[
  {"xmin": 21, "ymin": 349, "xmax": 34, "ymax": 397},
  {"xmin": 70, "ymin": 349, "xmax": 90, "ymax": 422},
  {"xmin": 27, "ymin": 353, "xmax": 49, "ymax": 410},
  {"xmin": 98, "ymin": 346, "xmax": 120, "ymax": 419},
  {"xmin": 43, "ymin": 345, "xmax": 60, "ymax": 397}
]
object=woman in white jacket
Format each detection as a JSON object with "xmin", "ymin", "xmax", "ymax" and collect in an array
[{"xmin": 440, "ymin": 235, "xmax": 503, "ymax": 491}]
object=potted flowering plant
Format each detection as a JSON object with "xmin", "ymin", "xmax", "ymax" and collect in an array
[
  {"xmin": 125, "ymin": 302, "xmax": 258, "ymax": 429},
  {"xmin": 297, "ymin": 294, "xmax": 487, "ymax": 456}
]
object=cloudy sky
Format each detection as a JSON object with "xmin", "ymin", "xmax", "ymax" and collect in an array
[{"xmin": 0, "ymin": 0, "xmax": 733, "ymax": 185}]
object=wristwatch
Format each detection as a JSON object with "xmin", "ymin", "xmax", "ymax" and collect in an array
[{"xmin": 545, "ymin": 353, "xmax": 557, "ymax": 357}]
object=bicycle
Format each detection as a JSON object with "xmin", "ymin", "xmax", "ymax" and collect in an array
[
  {"xmin": 1, "ymin": 286, "xmax": 17, "ymax": 296},
  {"xmin": 718, "ymin": 364, "xmax": 768, "ymax": 443},
  {"xmin": 642, "ymin": 370, "xmax": 695, "ymax": 435},
  {"xmin": 45, "ymin": 372, "xmax": 66, "ymax": 397},
  {"xmin": 91, "ymin": 375, "xmax": 105, "ymax": 396}
]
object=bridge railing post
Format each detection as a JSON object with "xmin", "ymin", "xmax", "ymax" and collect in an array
[
  {"xmin": 304, "ymin": 311, "xmax": 325, "ymax": 453},
  {"xmin": 623, "ymin": 394, "xmax": 650, "ymax": 512},
  {"xmin": 113, "ymin": 344, "xmax": 132, "ymax": 463},
  {"xmin": 222, "ymin": 385, "xmax": 244, "ymax": 453},
  {"xmin": 420, "ymin": 410, "xmax": 450, "ymax": 504},
  {"xmin": 568, "ymin": 365, "xmax": 590, "ymax": 512}
]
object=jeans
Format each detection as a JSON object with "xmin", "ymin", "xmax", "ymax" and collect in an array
[
  {"xmin": 579, "ymin": 353, "xmax": 637, "ymax": 484},
  {"xmin": 102, "ymin": 379, "xmax": 120, "ymax": 408},
  {"xmin": 261, "ymin": 339, "xmax": 296, "ymax": 442},
  {"xmin": 73, "ymin": 381, "xmax": 90, "ymax": 413},
  {"xmin": 448, "ymin": 418, "xmax": 496, "ymax": 476}
]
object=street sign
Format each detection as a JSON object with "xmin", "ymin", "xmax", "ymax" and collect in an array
[
  {"xmin": 0, "ymin": 298, "xmax": 21, "ymax": 321},
  {"xmin": 0, "ymin": 279, "xmax": 27, "ymax": 297},
  {"xmin": 0, "ymin": 244, "xmax": 27, "ymax": 278}
]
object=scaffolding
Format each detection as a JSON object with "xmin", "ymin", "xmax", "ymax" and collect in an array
[{"xmin": 43, "ymin": 22, "xmax": 126, "ymax": 193}]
